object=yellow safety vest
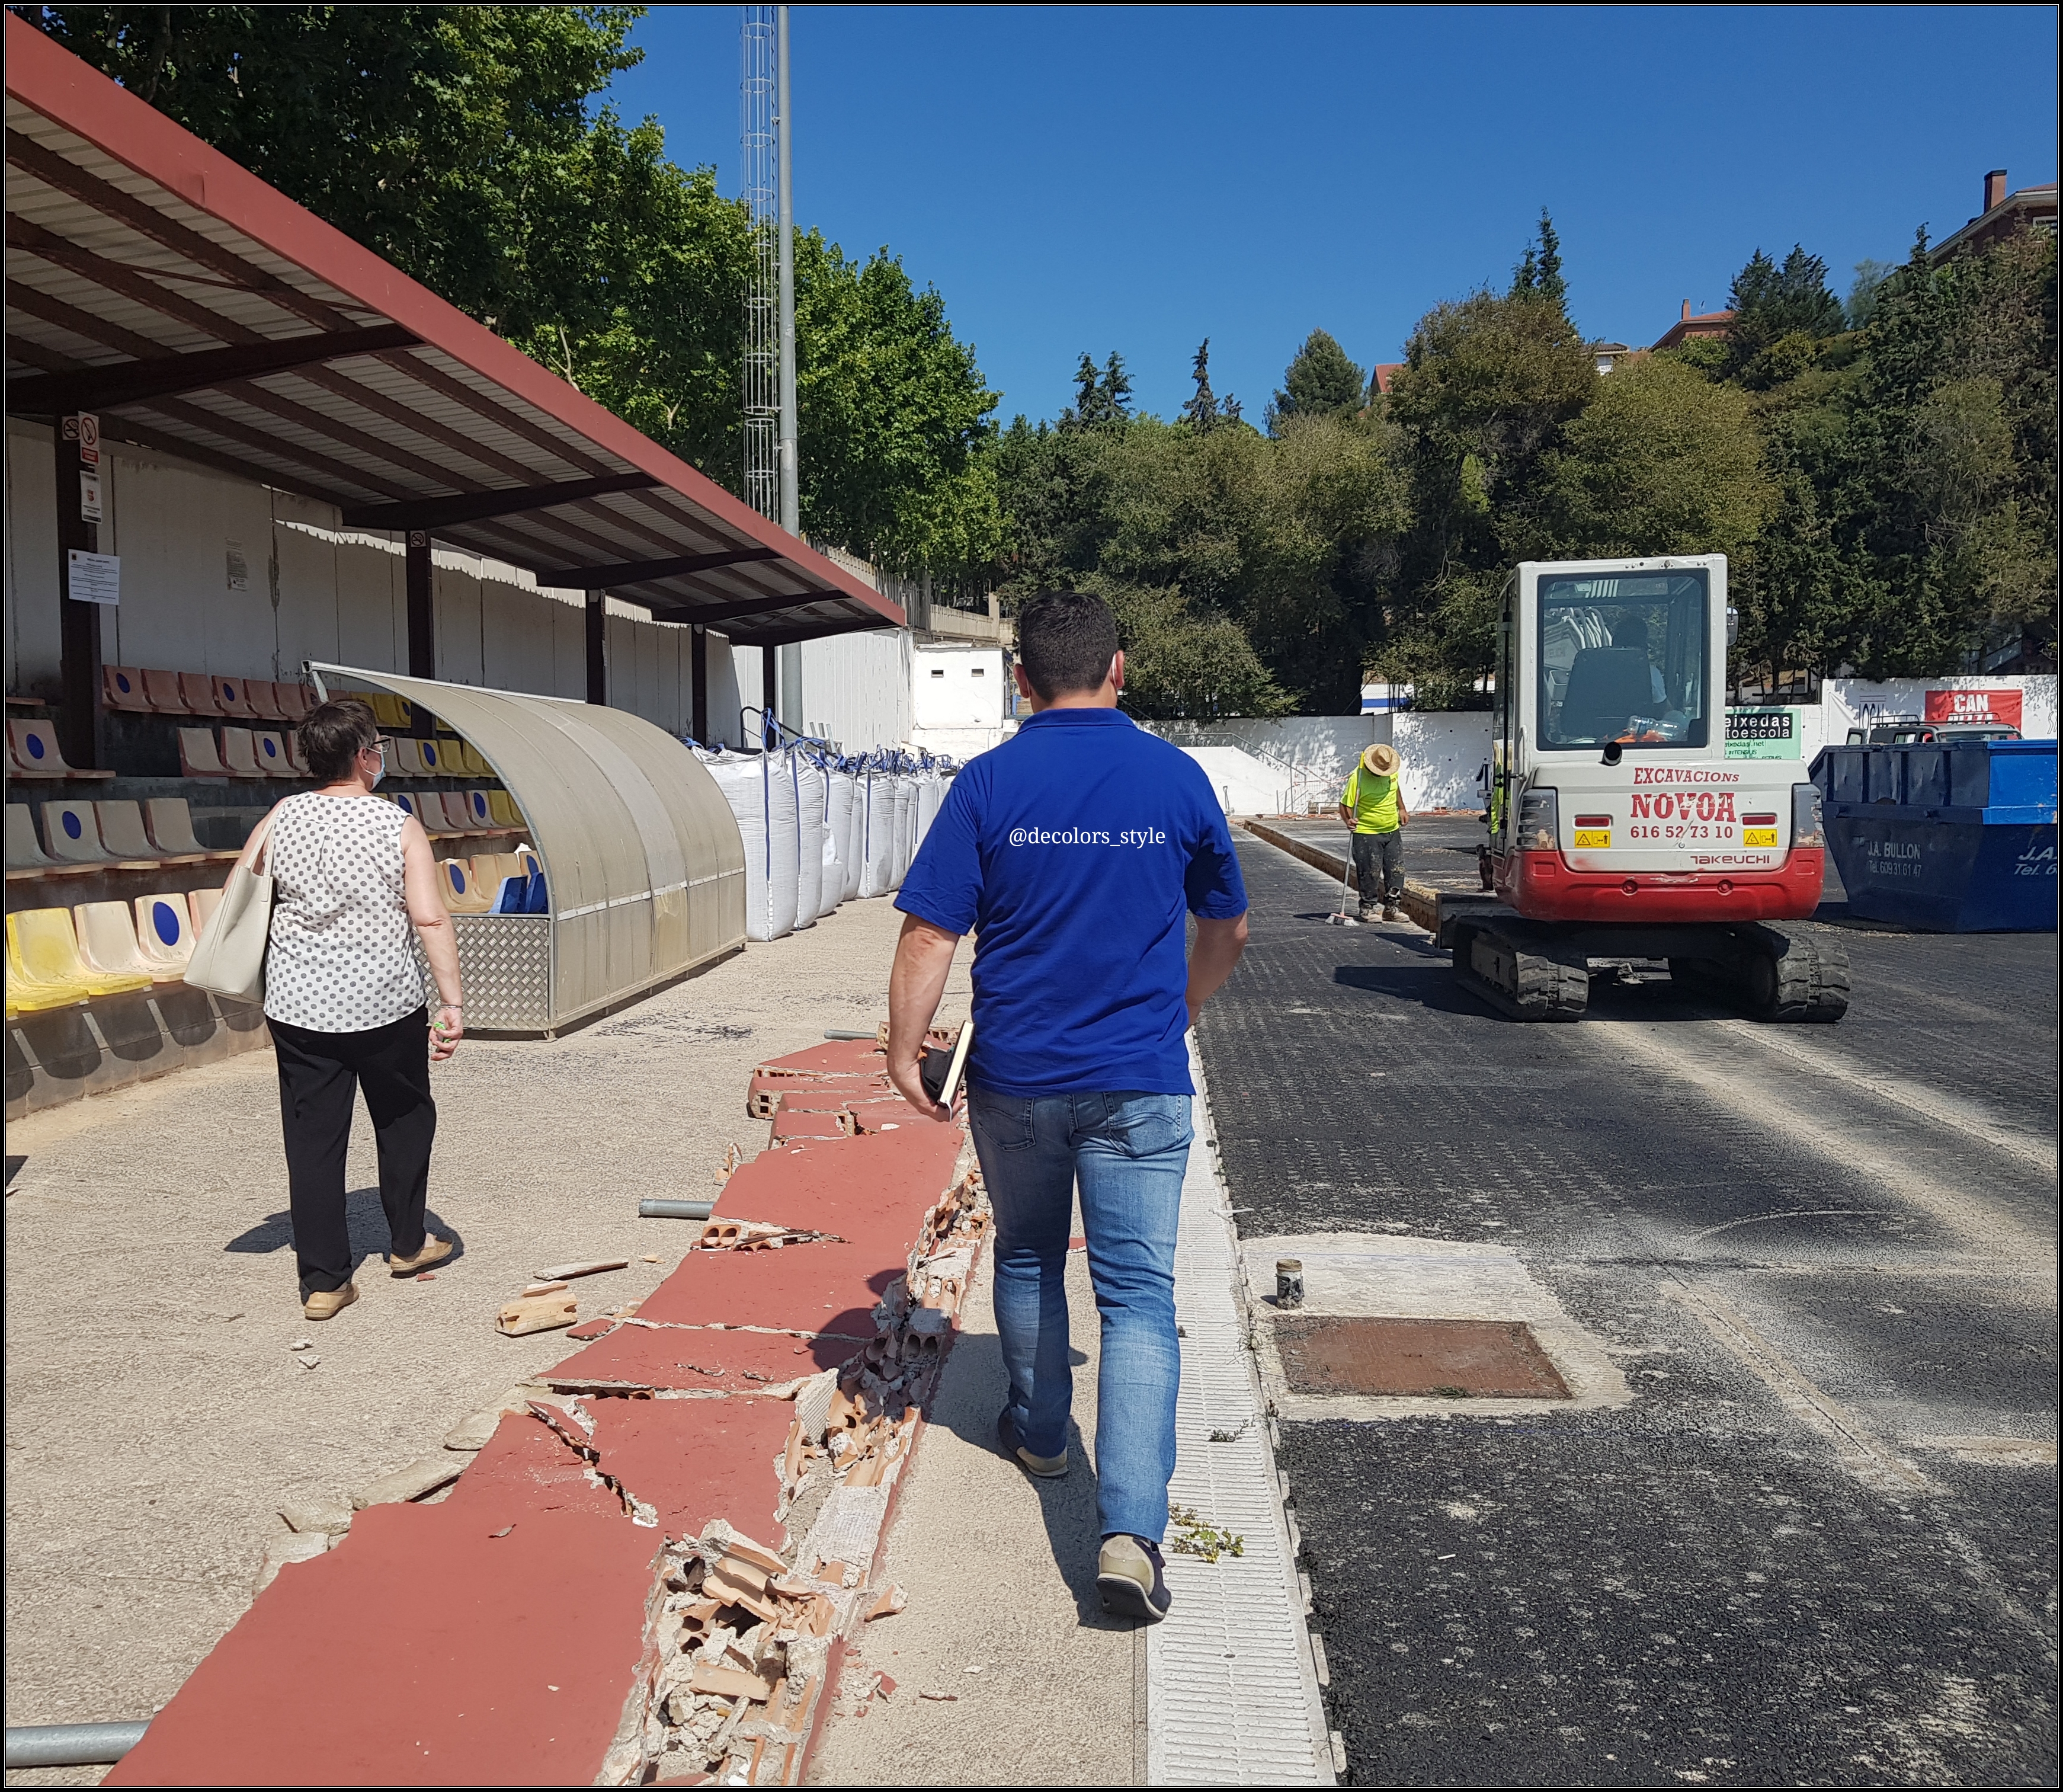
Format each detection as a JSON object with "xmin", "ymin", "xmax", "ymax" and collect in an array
[{"xmin": 1341, "ymin": 766, "xmax": 1400, "ymax": 834}]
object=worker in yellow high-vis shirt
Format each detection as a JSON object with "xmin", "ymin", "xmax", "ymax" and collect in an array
[{"xmin": 1336, "ymin": 742, "xmax": 1410, "ymax": 922}]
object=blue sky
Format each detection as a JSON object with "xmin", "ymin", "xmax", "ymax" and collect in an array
[{"xmin": 606, "ymin": 5, "xmax": 2059, "ymax": 426}]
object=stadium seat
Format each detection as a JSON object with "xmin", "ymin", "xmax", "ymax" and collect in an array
[
  {"xmin": 76, "ymin": 901, "xmax": 181, "ymax": 984},
  {"xmin": 40, "ymin": 799, "xmax": 111, "ymax": 865},
  {"xmin": 188, "ymin": 885, "xmax": 225, "ymax": 939},
  {"xmin": 8, "ymin": 802, "xmax": 60, "ymax": 872},
  {"xmin": 416, "ymin": 736, "xmax": 456, "ymax": 776},
  {"xmin": 4, "ymin": 913, "xmax": 87, "ymax": 1010},
  {"xmin": 488, "ymin": 789, "xmax": 523, "ymax": 828},
  {"xmin": 390, "ymin": 737, "xmax": 428, "ymax": 776},
  {"xmin": 438, "ymin": 856, "xmax": 496, "ymax": 913},
  {"xmin": 143, "ymin": 798, "xmax": 220, "ymax": 858},
  {"xmin": 492, "ymin": 872, "xmax": 532, "ymax": 914},
  {"xmin": 246, "ymin": 681, "xmax": 290, "ymax": 722},
  {"xmin": 212, "ymin": 676, "xmax": 258, "ymax": 718},
  {"xmin": 286, "ymin": 734, "xmax": 311, "ymax": 776},
  {"xmin": 444, "ymin": 792, "xmax": 486, "ymax": 831},
  {"xmin": 103, "ymin": 666, "xmax": 152, "ymax": 712},
  {"xmin": 9, "ymin": 718, "xmax": 113, "ymax": 779},
  {"xmin": 462, "ymin": 789, "xmax": 496, "ymax": 828},
  {"xmin": 219, "ymin": 728, "xmax": 267, "ymax": 777},
  {"xmin": 453, "ymin": 741, "xmax": 486, "ymax": 777},
  {"xmin": 514, "ymin": 847, "xmax": 542, "ymax": 879},
  {"xmin": 252, "ymin": 731, "xmax": 291, "ymax": 775},
  {"xmin": 367, "ymin": 693, "xmax": 414, "ymax": 729},
  {"xmin": 134, "ymin": 892, "xmax": 197, "ymax": 974},
  {"xmin": 8, "ymin": 907, "xmax": 152, "ymax": 998},
  {"xmin": 178, "ymin": 728, "xmax": 230, "ymax": 777},
  {"xmin": 178, "ymin": 673, "xmax": 225, "ymax": 716},
  {"xmin": 141, "ymin": 668, "xmax": 188, "ymax": 713},
  {"xmin": 95, "ymin": 800, "xmax": 190, "ymax": 864},
  {"xmin": 275, "ymin": 681, "xmax": 312, "ymax": 722},
  {"xmin": 389, "ymin": 791, "xmax": 429, "ymax": 829}
]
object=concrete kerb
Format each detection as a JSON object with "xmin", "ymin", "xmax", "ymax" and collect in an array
[{"xmin": 101, "ymin": 1036, "xmax": 985, "ymax": 1790}]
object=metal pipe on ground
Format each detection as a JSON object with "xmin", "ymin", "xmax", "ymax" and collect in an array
[
  {"xmin": 7, "ymin": 1723, "xmax": 150, "ymax": 1768},
  {"xmin": 639, "ymin": 1199, "xmax": 717, "ymax": 1221}
]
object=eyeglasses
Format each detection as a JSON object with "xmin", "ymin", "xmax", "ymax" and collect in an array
[{"xmin": 364, "ymin": 738, "xmax": 392, "ymax": 759}]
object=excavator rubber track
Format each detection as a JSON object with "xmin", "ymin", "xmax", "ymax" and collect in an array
[
  {"xmin": 1671, "ymin": 923, "xmax": 1851, "ymax": 1023},
  {"xmin": 1450, "ymin": 920, "xmax": 1590, "ymax": 1021}
]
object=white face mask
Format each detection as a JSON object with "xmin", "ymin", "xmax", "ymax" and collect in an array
[{"xmin": 363, "ymin": 745, "xmax": 385, "ymax": 788}]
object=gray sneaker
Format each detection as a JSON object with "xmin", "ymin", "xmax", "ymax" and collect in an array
[
  {"xmin": 997, "ymin": 1410, "xmax": 1068, "ymax": 1479},
  {"xmin": 1097, "ymin": 1534, "xmax": 1171, "ymax": 1623}
]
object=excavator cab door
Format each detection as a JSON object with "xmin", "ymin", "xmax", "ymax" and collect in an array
[{"xmin": 1489, "ymin": 571, "xmax": 1518, "ymax": 860}]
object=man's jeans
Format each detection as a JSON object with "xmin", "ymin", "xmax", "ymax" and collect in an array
[
  {"xmin": 967, "ymin": 1087, "xmax": 1193, "ymax": 1543},
  {"xmin": 1351, "ymin": 828, "xmax": 1403, "ymax": 908}
]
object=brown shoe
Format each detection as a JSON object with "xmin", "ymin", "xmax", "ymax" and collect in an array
[
  {"xmin": 1382, "ymin": 905, "xmax": 1401, "ymax": 922},
  {"xmin": 389, "ymin": 1236, "xmax": 454, "ymax": 1278},
  {"xmin": 304, "ymin": 1282, "xmax": 359, "ymax": 1321}
]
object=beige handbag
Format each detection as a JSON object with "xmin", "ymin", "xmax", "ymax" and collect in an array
[{"xmin": 184, "ymin": 808, "xmax": 279, "ymax": 1004}]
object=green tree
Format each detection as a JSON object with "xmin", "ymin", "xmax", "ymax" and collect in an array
[
  {"xmin": 1510, "ymin": 208, "xmax": 1568, "ymax": 309},
  {"xmin": 1183, "ymin": 339, "xmax": 1223, "ymax": 433},
  {"xmin": 1724, "ymin": 244, "xmax": 1847, "ymax": 385},
  {"xmin": 1267, "ymin": 329, "xmax": 1365, "ymax": 430},
  {"xmin": 1536, "ymin": 355, "xmax": 1774, "ymax": 560},
  {"xmin": 1061, "ymin": 351, "xmax": 1134, "ymax": 430}
]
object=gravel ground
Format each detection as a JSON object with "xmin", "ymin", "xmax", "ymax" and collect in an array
[
  {"xmin": 3, "ymin": 892, "xmax": 968, "ymax": 1781},
  {"xmin": 1199, "ymin": 830, "xmax": 2057, "ymax": 1788}
]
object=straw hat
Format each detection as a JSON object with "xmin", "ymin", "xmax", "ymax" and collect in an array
[{"xmin": 1362, "ymin": 743, "xmax": 1401, "ymax": 777}]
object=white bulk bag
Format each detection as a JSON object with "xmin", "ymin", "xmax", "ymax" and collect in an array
[
  {"xmin": 840, "ymin": 771, "xmax": 865, "ymax": 903},
  {"xmin": 914, "ymin": 772, "xmax": 946, "ymax": 849},
  {"xmin": 857, "ymin": 769, "xmax": 898, "ymax": 898},
  {"xmin": 890, "ymin": 775, "xmax": 916, "ymax": 886},
  {"xmin": 822, "ymin": 769, "xmax": 856, "ymax": 916},
  {"xmin": 707, "ymin": 752, "xmax": 798, "ymax": 941},
  {"xmin": 794, "ymin": 757, "xmax": 825, "ymax": 930}
]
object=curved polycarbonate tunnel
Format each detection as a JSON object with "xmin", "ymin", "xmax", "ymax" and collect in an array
[{"xmin": 308, "ymin": 663, "xmax": 747, "ymax": 1029}]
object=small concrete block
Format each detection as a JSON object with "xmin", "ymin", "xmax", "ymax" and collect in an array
[
  {"xmin": 278, "ymin": 1495, "xmax": 354, "ymax": 1537},
  {"xmin": 352, "ymin": 1452, "xmax": 466, "ymax": 1509},
  {"xmin": 443, "ymin": 1409, "xmax": 502, "ymax": 1451},
  {"xmin": 688, "ymin": 1661, "xmax": 778, "ymax": 1703},
  {"xmin": 498, "ymin": 1291, "xmax": 578, "ymax": 1336},
  {"xmin": 252, "ymin": 1529, "xmax": 330, "ymax": 1596}
]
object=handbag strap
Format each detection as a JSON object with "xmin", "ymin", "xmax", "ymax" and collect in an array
[{"xmin": 242, "ymin": 803, "xmax": 283, "ymax": 873}]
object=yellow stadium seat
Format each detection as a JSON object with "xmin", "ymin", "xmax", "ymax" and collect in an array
[
  {"xmin": 367, "ymin": 693, "xmax": 414, "ymax": 729},
  {"xmin": 8, "ymin": 907, "xmax": 150, "ymax": 999},
  {"xmin": 76, "ymin": 901, "xmax": 181, "ymax": 984},
  {"xmin": 488, "ymin": 789, "xmax": 523, "ymax": 828},
  {"xmin": 416, "ymin": 735, "xmax": 458, "ymax": 776}
]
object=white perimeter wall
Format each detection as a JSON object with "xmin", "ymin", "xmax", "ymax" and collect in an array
[{"xmin": 796, "ymin": 628, "xmax": 914, "ymax": 753}]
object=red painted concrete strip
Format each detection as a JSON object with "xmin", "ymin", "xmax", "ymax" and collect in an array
[
  {"xmin": 107, "ymin": 1502, "xmax": 664, "ymax": 1787},
  {"xmin": 587, "ymin": 1397, "xmax": 795, "ymax": 1542},
  {"xmin": 546, "ymin": 1314, "xmax": 863, "ymax": 1393},
  {"xmin": 597, "ymin": 1244, "xmax": 893, "ymax": 1339},
  {"xmin": 440, "ymin": 1412, "xmax": 623, "ymax": 1519}
]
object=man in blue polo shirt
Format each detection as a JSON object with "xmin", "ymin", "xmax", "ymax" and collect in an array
[{"xmin": 886, "ymin": 589, "xmax": 1250, "ymax": 1624}]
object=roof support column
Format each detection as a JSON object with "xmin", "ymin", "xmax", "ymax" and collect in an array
[
  {"xmin": 761, "ymin": 647, "xmax": 777, "ymax": 745},
  {"xmin": 405, "ymin": 530, "xmax": 435, "ymax": 680},
  {"xmin": 691, "ymin": 626, "xmax": 709, "ymax": 745},
  {"xmin": 586, "ymin": 590, "xmax": 607, "ymax": 706},
  {"xmin": 56, "ymin": 420, "xmax": 105, "ymax": 770}
]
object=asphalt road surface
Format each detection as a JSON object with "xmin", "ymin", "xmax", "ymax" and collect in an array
[{"xmin": 1196, "ymin": 820, "xmax": 2057, "ymax": 1788}]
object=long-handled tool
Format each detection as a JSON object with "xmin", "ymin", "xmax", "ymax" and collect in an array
[{"xmin": 1325, "ymin": 851, "xmax": 1359, "ymax": 926}]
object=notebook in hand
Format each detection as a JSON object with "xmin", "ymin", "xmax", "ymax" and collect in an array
[{"xmin": 919, "ymin": 1018, "xmax": 975, "ymax": 1111}]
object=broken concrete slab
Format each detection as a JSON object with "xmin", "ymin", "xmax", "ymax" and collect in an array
[
  {"xmin": 105, "ymin": 1501, "xmax": 666, "ymax": 1788},
  {"xmin": 351, "ymin": 1451, "xmax": 467, "ymax": 1510},
  {"xmin": 437, "ymin": 1412, "xmax": 623, "ymax": 1522},
  {"xmin": 536, "ymin": 1259, "xmax": 630, "ymax": 1282},
  {"xmin": 277, "ymin": 1494, "xmax": 354, "ymax": 1537},
  {"xmin": 498, "ymin": 1290, "xmax": 579, "ymax": 1337},
  {"xmin": 252, "ymin": 1528, "xmax": 329, "ymax": 1596}
]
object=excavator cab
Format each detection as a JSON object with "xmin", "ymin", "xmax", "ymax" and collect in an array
[{"xmin": 1462, "ymin": 555, "xmax": 1848, "ymax": 1022}]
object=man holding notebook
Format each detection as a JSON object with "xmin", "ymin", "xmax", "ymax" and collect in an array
[{"xmin": 886, "ymin": 589, "xmax": 1250, "ymax": 1623}]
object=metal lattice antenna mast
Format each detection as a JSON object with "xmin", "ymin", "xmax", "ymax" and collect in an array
[{"xmin": 740, "ymin": 6, "xmax": 778, "ymax": 522}]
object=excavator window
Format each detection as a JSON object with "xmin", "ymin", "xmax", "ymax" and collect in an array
[{"xmin": 1537, "ymin": 571, "xmax": 1710, "ymax": 749}]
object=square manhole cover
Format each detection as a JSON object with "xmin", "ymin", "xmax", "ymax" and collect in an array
[{"xmin": 1274, "ymin": 1316, "xmax": 1571, "ymax": 1399}]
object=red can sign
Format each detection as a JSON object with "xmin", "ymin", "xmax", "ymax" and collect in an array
[{"xmin": 1926, "ymin": 688, "xmax": 2022, "ymax": 728}]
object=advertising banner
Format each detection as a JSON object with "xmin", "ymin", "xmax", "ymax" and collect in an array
[
  {"xmin": 1925, "ymin": 688, "xmax": 2022, "ymax": 728},
  {"xmin": 1725, "ymin": 706, "xmax": 1803, "ymax": 759}
]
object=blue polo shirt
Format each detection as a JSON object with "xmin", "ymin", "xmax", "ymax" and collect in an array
[{"xmin": 896, "ymin": 708, "xmax": 1248, "ymax": 1097}]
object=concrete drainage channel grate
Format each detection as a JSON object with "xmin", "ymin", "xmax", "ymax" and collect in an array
[{"xmin": 1147, "ymin": 1042, "xmax": 1336, "ymax": 1786}]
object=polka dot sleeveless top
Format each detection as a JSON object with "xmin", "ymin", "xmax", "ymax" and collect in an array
[{"xmin": 262, "ymin": 793, "xmax": 425, "ymax": 1032}]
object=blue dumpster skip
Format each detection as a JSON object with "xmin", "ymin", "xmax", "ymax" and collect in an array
[{"xmin": 1812, "ymin": 740, "xmax": 2057, "ymax": 930}]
